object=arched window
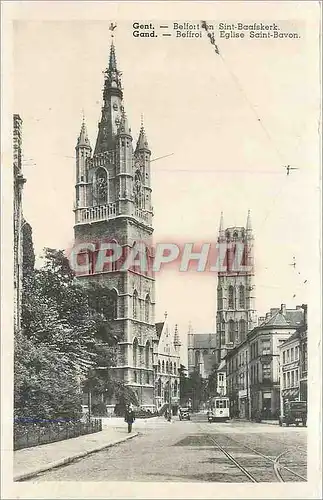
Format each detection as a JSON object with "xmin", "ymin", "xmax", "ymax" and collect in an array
[
  {"xmin": 134, "ymin": 170, "xmax": 143, "ymax": 208},
  {"xmin": 195, "ymin": 350, "xmax": 200, "ymax": 366},
  {"xmin": 133, "ymin": 290, "xmax": 138, "ymax": 319},
  {"xmin": 221, "ymin": 320, "xmax": 226, "ymax": 346},
  {"xmin": 134, "ymin": 371, "xmax": 137, "ymax": 383},
  {"xmin": 170, "ymin": 361, "xmax": 173, "ymax": 374},
  {"xmin": 95, "ymin": 167, "xmax": 108, "ymax": 205},
  {"xmin": 158, "ymin": 360, "xmax": 161, "ymax": 373},
  {"xmin": 146, "ymin": 372, "xmax": 149, "ymax": 384},
  {"xmin": 174, "ymin": 380, "xmax": 178, "ymax": 397},
  {"xmin": 102, "ymin": 289, "xmax": 118, "ymax": 320},
  {"xmin": 217, "ymin": 287, "xmax": 223, "ymax": 310},
  {"xmin": 235, "ymin": 321, "xmax": 239, "ymax": 342},
  {"xmin": 162, "ymin": 360, "xmax": 165, "ymax": 373},
  {"xmin": 239, "ymin": 285, "xmax": 245, "ymax": 309},
  {"xmin": 133, "ymin": 338, "xmax": 138, "ymax": 367},
  {"xmin": 228, "ymin": 286, "xmax": 234, "ymax": 309},
  {"xmin": 145, "ymin": 247, "xmax": 150, "ymax": 276},
  {"xmin": 166, "ymin": 361, "xmax": 169, "ymax": 373},
  {"xmin": 229, "ymin": 320, "xmax": 235, "ymax": 343},
  {"xmin": 145, "ymin": 341, "xmax": 150, "ymax": 368},
  {"xmin": 174, "ymin": 362, "xmax": 177, "ymax": 374},
  {"xmin": 111, "ymin": 240, "xmax": 118, "ymax": 272},
  {"xmin": 239, "ymin": 319, "xmax": 246, "ymax": 341},
  {"xmin": 145, "ymin": 294, "xmax": 150, "ymax": 323},
  {"xmin": 157, "ymin": 378, "xmax": 161, "ymax": 396}
]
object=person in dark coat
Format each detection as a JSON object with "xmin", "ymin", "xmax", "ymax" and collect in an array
[{"xmin": 124, "ymin": 405, "xmax": 136, "ymax": 433}]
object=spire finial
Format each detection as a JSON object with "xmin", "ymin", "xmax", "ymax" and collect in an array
[
  {"xmin": 219, "ymin": 211, "xmax": 224, "ymax": 231},
  {"xmin": 109, "ymin": 22, "xmax": 117, "ymax": 38},
  {"xmin": 164, "ymin": 311, "xmax": 168, "ymax": 320},
  {"xmin": 246, "ymin": 210, "xmax": 252, "ymax": 231},
  {"xmin": 136, "ymin": 115, "xmax": 150, "ymax": 152},
  {"xmin": 77, "ymin": 111, "xmax": 91, "ymax": 149},
  {"xmin": 174, "ymin": 324, "xmax": 181, "ymax": 346}
]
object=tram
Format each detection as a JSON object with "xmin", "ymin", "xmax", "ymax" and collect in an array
[{"xmin": 207, "ymin": 396, "xmax": 230, "ymax": 422}]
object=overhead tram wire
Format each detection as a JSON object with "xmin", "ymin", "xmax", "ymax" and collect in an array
[
  {"xmin": 200, "ymin": 21, "xmax": 288, "ymax": 167},
  {"xmin": 200, "ymin": 21, "xmax": 306, "ymax": 238},
  {"xmin": 201, "ymin": 22, "xmax": 310, "ymax": 293}
]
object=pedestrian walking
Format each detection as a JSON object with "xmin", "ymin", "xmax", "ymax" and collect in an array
[{"xmin": 124, "ymin": 404, "xmax": 135, "ymax": 433}]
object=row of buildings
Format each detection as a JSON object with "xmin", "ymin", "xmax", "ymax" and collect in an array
[
  {"xmin": 187, "ymin": 212, "xmax": 308, "ymax": 419},
  {"xmin": 225, "ymin": 303, "xmax": 307, "ymax": 419}
]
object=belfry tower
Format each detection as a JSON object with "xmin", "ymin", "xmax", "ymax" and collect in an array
[
  {"xmin": 74, "ymin": 40, "xmax": 155, "ymax": 406},
  {"xmin": 215, "ymin": 211, "xmax": 257, "ymax": 361}
]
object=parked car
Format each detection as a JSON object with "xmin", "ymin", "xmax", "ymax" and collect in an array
[
  {"xmin": 279, "ymin": 400, "xmax": 307, "ymax": 427},
  {"xmin": 179, "ymin": 407, "xmax": 190, "ymax": 421}
]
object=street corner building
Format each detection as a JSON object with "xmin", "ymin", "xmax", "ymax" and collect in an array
[
  {"xmin": 73, "ymin": 41, "xmax": 156, "ymax": 407},
  {"xmin": 154, "ymin": 317, "xmax": 181, "ymax": 415},
  {"xmin": 226, "ymin": 303, "xmax": 307, "ymax": 420}
]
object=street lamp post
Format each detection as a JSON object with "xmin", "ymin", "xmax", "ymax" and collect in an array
[{"xmin": 168, "ymin": 373, "xmax": 172, "ymax": 421}]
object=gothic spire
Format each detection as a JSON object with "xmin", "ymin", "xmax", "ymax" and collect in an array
[
  {"xmin": 218, "ymin": 211, "xmax": 225, "ymax": 240},
  {"xmin": 118, "ymin": 110, "xmax": 132, "ymax": 137},
  {"xmin": 174, "ymin": 324, "xmax": 181, "ymax": 346},
  {"xmin": 103, "ymin": 40, "xmax": 123, "ymax": 97},
  {"xmin": 246, "ymin": 210, "xmax": 252, "ymax": 231},
  {"xmin": 77, "ymin": 114, "xmax": 91, "ymax": 149},
  {"xmin": 109, "ymin": 40, "xmax": 117, "ymax": 71},
  {"xmin": 94, "ymin": 41, "xmax": 124, "ymax": 154},
  {"xmin": 136, "ymin": 115, "xmax": 150, "ymax": 152}
]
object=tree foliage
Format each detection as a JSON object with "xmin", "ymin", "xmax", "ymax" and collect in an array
[
  {"xmin": 15, "ymin": 245, "xmax": 136, "ymax": 420},
  {"xmin": 178, "ymin": 364, "xmax": 207, "ymax": 410}
]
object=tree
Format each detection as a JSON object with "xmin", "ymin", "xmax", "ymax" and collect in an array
[
  {"xmin": 14, "ymin": 330, "xmax": 82, "ymax": 420},
  {"xmin": 16, "ymin": 245, "xmax": 137, "ymax": 419},
  {"xmin": 22, "ymin": 220, "xmax": 35, "ymax": 280},
  {"xmin": 188, "ymin": 370, "xmax": 207, "ymax": 410},
  {"xmin": 206, "ymin": 363, "xmax": 218, "ymax": 398}
]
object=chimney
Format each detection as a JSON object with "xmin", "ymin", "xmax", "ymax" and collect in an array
[
  {"xmin": 301, "ymin": 304, "xmax": 308, "ymax": 327},
  {"xmin": 296, "ymin": 305, "xmax": 302, "ymax": 310},
  {"xmin": 265, "ymin": 312, "xmax": 271, "ymax": 320},
  {"xmin": 281, "ymin": 304, "xmax": 286, "ymax": 315},
  {"xmin": 258, "ymin": 316, "xmax": 265, "ymax": 325}
]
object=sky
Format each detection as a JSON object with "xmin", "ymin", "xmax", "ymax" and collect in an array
[{"xmin": 12, "ymin": 10, "xmax": 320, "ymax": 364}]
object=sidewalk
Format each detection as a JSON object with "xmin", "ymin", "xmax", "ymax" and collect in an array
[{"xmin": 14, "ymin": 426, "xmax": 138, "ymax": 482}]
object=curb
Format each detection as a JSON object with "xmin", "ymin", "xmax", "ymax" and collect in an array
[{"xmin": 14, "ymin": 432, "xmax": 138, "ymax": 482}]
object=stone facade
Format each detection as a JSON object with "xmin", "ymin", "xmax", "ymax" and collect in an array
[
  {"xmin": 154, "ymin": 318, "xmax": 181, "ymax": 413},
  {"xmin": 13, "ymin": 114, "xmax": 26, "ymax": 335},
  {"xmin": 73, "ymin": 42, "xmax": 156, "ymax": 406},
  {"xmin": 226, "ymin": 304, "xmax": 306, "ymax": 419},
  {"xmin": 279, "ymin": 331, "xmax": 301, "ymax": 405},
  {"xmin": 216, "ymin": 211, "xmax": 257, "ymax": 363},
  {"xmin": 187, "ymin": 325, "xmax": 217, "ymax": 379}
]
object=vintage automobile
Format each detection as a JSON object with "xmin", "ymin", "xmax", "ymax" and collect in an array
[
  {"xmin": 178, "ymin": 407, "xmax": 191, "ymax": 421},
  {"xmin": 279, "ymin": 400, "xmax": 307, "ymax": 427}
]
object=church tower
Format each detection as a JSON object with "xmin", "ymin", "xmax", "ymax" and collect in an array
[
  {"xmin": 73, "ymin": 40, "xmax": 155, "ymax": 406},
  {"xmin": 215, "ymin": 211, "xmax": 257, "ymax": 361}
]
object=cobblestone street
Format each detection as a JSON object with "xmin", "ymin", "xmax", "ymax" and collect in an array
[{"xmin": 27, "ymin": 414, "xmax": 307, "ymax": 483}]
